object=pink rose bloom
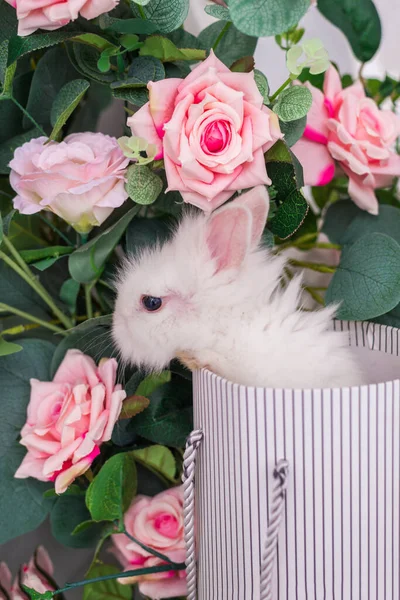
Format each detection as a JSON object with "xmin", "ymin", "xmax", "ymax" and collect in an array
[
  {"xmin": 128, "ymin": 51, "xmax": 282, "ymax": 212},
  {"xmin": 15, "ymin": 350, "xmax": 126, "ymax": 495},
  {"xmin": 292, "ymin": 66, "xmax": 400, "ymax": 214},
  {"xmin": 5, "ymin": 0, "xmax": 119, "ymax": 36},
  {"xmin": 9, "ymin": 133, "xmax": 129, "ymax": 233},
  {"xmin": 112, "ymin": 487, "xmax": 187, "ymax": 599},
  {"xmin": 0, "ymin": 546, "xmax": 54, "ymax": 600}
]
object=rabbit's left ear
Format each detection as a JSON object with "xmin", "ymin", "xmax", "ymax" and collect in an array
[
  {"xmin": 206, "ymin": 204, "xmax": 252, "ymax": 273},
  {"xmin": 234, "ymin": 185, "xmax": 270, "ymax": 247}
]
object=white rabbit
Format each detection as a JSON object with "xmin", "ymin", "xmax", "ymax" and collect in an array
[{"xmin": 113, "ymin": 186, "xmax": 362, "ymax": 388}]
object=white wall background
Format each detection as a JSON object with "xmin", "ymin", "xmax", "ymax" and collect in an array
[{"xmin": 2, "ymin": 0, "xmax": 399, "ymax": 596}]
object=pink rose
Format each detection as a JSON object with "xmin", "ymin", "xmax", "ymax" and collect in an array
[
  {"xmin": 112, "ymin": 487, "xmax": 187, "ymax": 599},
  {"xmin": 9, "ymin": 133, "xmax": 129, "ymax": 233},
  {"xmin": 0, "ymin": 546, "xmax": 54, "ymax": 600},
  {"xmin": 292, "ymin": 66, "xmax": 400, "ymax": 214},
  {"xmin": 128, "ymin": 51, "xmax": 282, "ymax": 212},
  {"xmin": 15, "ymin": 350, "xmax": 126, "ymax": 495},
  {"xmin": 5, "ymin": 0, "xmax": 119, "ymax": 36}
]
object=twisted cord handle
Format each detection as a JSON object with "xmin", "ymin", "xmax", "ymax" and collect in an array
[
  {"xmin": 260, "ymin": 459, "xmax": 290, "ymax": 600},
  {"xmin": 182, "ymin": 429, "xmax": 203, "ymax": 600}
]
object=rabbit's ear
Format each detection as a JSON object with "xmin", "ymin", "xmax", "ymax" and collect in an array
[
  {"xmin": 206, "ymin": 204, "xmax": 252, "ymax": 272},
  {"xmin": 235, "ymin": 185, "xmax": 270, "ymax": 247}
]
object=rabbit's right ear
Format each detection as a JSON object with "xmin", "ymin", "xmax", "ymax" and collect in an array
[
  {"xmin": 206, "ymin": 204, "xmax": 252, "ymax": 273},
  {"xmin": 234, "ymin": 185, "xmax": 270, "ymax": 247}
]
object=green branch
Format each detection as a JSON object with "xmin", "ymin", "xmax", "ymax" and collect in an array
[
  {"xmin": 270, "ymin": 75, "xmax": 295, "ymax": 103},
  {"xmin": 212, "ymin": 21, "xmax": 232, "ymax": 52},
  {"xmin": 122, "ymin": 528, "xmax": 180, "ymax": 566},
  {"xmin": 0, "ymin": 303, "xmax": 67, "ymax": 335},
  {"xmin": 288, "ymin": 258, "xmax": 336, "ymax": 273},
  {"xmin": 11, "ymin": 97, "xmax": 47, "ymax": 136}
]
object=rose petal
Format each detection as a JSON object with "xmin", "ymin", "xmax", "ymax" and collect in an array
[
  {"xmin": 292, "ymin": 138, "xmax": 335, "ymax": 186},
  {"xmin": 127, "ymin": 104, "xmax": 163, "ymax": 160}
]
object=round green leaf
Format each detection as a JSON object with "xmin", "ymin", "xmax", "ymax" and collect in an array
[
  {"xmin": 326, "ymin": 233, "xmax": 400, "ymax": 321},
  {"xmin": 198, "ymin": 21, "xmax": 257, "ymax": 67},
  {"xmin": 254, "ymin": 69, "xmax": 270, "ymax": 103},
  {"xmin": 341, "ymin": 204, "xmax": 400, "ymax": 247},
  {"xmin": 280, "ymin": 116, "xmax": 306, "ymax": 147},
  {"xmin": 273, "ymin": 85, "xmax": 313, "ymax": 122},
  {"xmin": 126, "ymin": 164, "xmax": 163, "ymax": 205},
  {"xmin": 86, "ymin": 452, "xmax": 137, "ymax": 522},
  {"xmin": 229, "ymin": 0, "xmax": 309, "ymax": 37},
  {"xmin": 204, "ymin": 4, "xmax": 231, "ymax": 20},
  {"xmin": 322, "ymin": 199, "xmax": 363, "ymax": 244},
  {"xmin": 131, "ymin": 0, "xmax": 189, "ymax": 33}
]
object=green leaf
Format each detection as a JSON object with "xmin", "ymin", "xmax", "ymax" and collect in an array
[
  {"xmin": 269, "ymin": 190, "xmax": 308, "ymax": 239},
  {"xmin": 254, "ymin": 69, "xmax": 270, "ymax": 103},
  {"xmin": 0, "ymin": 336, "xmax": 22, "ymax": 356},
  {"xmin": 0, "ymin": 1, "xmax": 17, "ymax": 45},
  {"xmin": 229, "ymin": 0, "xmax": 309, "ymax": 37},
  {"xmin": 0, "ymin": 128, "xmax": 42, "ymax": 175},
  {"xmin": 7, "ymin": 31, "xmax": 81, "ymax": 66},
  {"xmin": 126, "ymin": 165, "xmax": 163, "ymax": 206},
  {"xmin": 341, "ymin": 204, "xmax": 400, "ymax": 247},
  {"xmin": 120, "ymin": 34, "xmax": 142, "ymax": 51},
  {"xmin": 19, "ymin": 246, "xmax": 74, "ymax": 264},
  {"xmin": 119, "ymin": 395, "xmax": 150, "ymax": 419},
  {"xmin": 49, "ymin": 79, "xmax": 90, "ymax": 141},
  {"xmin": 133, "ymin": 376, "xmax": 193, "ymax": 447},
  {"xmin": 280, "ymin": 115, "xmax": 306, "ymax": 147},
  {"xmin": 69, "ymin": 43, "xmax": 117, "ymax": 84},
  {"xmin": 0, "ymin": 261, "xmax": 49, "ymax": 318},
  {"xmin": 23, "ymin": 47, "xmax": 81, "ymax": 131},
  {"xmin": 326, "ymin": 233, "xmax": 400, "ymax": 320},
  {"xmin": 273, "ymin": 85, "xmax": 313, "ymax": 122},
  {"xmin": 131, "ymin": 0, "xmax": 189, "ymax": 33},
  {"xmin": 204, "ymin": 4, "xmax": 231, "ymax": 20},
  {"xmin": 74, "ymin": 33, "xmax": 118, "ymax": 52},
  {"xmin": 83, "ymin": 564, "xmax": 132, "ymax": 600},
  {"xmin": 86, "ymin": 452, "xmax": 137, "ymax": 522},
  {"xmin": 0, "ymin": 339, "xmax": 55, "ymax": 544},
  {"xmin": 133, "ymin": 445, "xmax": 176, "ymax": 480},
  {"xmin": 43, "ymin": 483, "xmax": 84, "ymax": 499},
  {"xmin": 0, "ymin": 41, "xmax": 16, "ymax": 98},
  {"xmin": 68, "ymin": 207, "xmax": 139, "ymax": 284},
  {"xmin": 21, "ymin": 586, "xmax": 53, "ymax": 600},
  {"xmin": 230, "ymin": 56, "xmax": 255, "ymax": 73},
  {"xmin": 317, "ymin": 0, "xmax": 381, "ymax": 62},
  {"xmin": 104, "ymin": 17, "xmax": 158, "ymax": 35},
  {"xmin": 128, "ymin": 55, "xmax": 165, "ymax": 84},
  {"xmin": 112, "ymin": 86, "xmax": 148, "ymax": 106},
  {"xmin": 198, "ymin": 21, "xmax": 257, "ymax": 67},
  {"xmin": 125, "ymin": 216, "xmax": 173, "ymax": 257},
  {"xmin": 51, "ymin": 494, "xmax": 104, "ymax": 548},
  {"xmin": 372, "ymin": 302, "xmax": 400, "ymax": 329},
  {"xmin": 60, "ymin": 278, "xmax": 80, "ymax": 315},
  {"xmin": 322, "ymin": 199, "xmax": 365, "ymax": 244},
  {"xmin": 139, "ymin": 35, "xmax": 206, "ymax": 62},
  {"xmin": 136, "ymin": 370, "xmax": 171, "ymax": 396}
]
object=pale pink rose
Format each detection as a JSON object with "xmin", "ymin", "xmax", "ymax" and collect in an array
[
  {"xmin": 5, "ymin": 0, "xmax": 119, "ymax": 36},
  {"xmin": 128, "ymin": 51, "xmax": 282, "ymax": 212},
  {"xmin": 112, "ymin": 487, "xmax": 187, "ymax": 599},
  {"xmin": 0, "ymin": 546, "xmax": 54, "ymax": 600},
  {"xmin": 9, "ymin": 133, "xmax": 129, "ymax": 233},
  {"xmin": 15, "ymin": 350, "xmax": 126, "ymax": 495},
  {"xmin": 292, "ymin": 66, "xmax": 400, "ymax": 214}
]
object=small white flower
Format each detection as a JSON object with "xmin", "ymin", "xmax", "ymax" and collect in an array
[
  {"xmin": 287, "ymin": 38, "xmax": 330, "ymax": 77},
  {"xmin": 118, "ymin": 136, "xmax": 157, "ymax": 165}
]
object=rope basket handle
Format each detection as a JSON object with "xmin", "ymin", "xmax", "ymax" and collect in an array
[
  {"xmin": 182, "ymin": 429, "xmax": 203, "ymax": 600},
  {"xmin": 260, "ymin": 459, "xmax": 290, "ymax": 600}
]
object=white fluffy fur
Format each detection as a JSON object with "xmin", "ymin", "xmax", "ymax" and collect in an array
[{"xmin": 113, "ymin": 195, "xmax": 362, "ymax": 389}]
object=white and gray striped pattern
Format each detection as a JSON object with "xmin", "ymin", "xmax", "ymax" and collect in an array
[{"xmin": 190, "ymin": 321, "xmax": 400, "ymax": 599}]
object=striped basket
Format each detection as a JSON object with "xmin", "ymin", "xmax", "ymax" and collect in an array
[{"xmin": 182, "ymin": 321, "xmax": 400, "ymax": 600}]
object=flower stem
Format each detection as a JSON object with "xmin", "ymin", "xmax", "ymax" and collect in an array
[
  {"xmin": 288, "ymin": 258, "xmax": 336, "ymax": 273},
  {"xmin": 270, "ymin": 75, "xmax": 294, "ymax": 103},
  {"xmin": 138, "ymin": 4, "xmax": 146, "ymax": 18},
  {"xmin": 39, "ymin": 215, "xmax": 74, "ymax": 246},
  {"xmin": 0, "ymin": 303, "xmax": 67, "ymax": 335},
  {"xmin": 11, "ymin": 97, "xmax": 47, "ymax": 136},
  {"xmin": 122, "ymin": 528, "xmax": 179, "ymax": 566},
  {"xmin": 304, "ymin": 286, "xmax": 325, "ymax": 305},
  {"xmin": 2, "ymin": 236, "xmax": 32, "ymax": 276},
  {"xmin": 0, "ymin": 250, "xmax": 74, "ymax": 329},
  {"xmin": 55, "ymin": 564, "xmax": 186, "ymax": 595},
  {"xmin": 84, "ymin": 284, "xmax": 94, "ymax": 320},
  {"xmin": 212, "ymin": 21, "xmax": 232, "ymax": 52}
]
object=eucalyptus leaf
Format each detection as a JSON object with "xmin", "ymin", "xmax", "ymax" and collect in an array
[
  {"xmin": 131, "ymin": 0, "xmax": 189, "ymax": 34},
  {"xmin": 104, "ymin": 17, "xmax": 158, "ymax": 35},
  {"xmin": 341, "ymin": 204, "xmax": 400, "ymax": 247},
  {"xmin": 273, "ymin": 86, "xmax": 313, "ymax": 122},
  {"xmin": 280, "ymin": 116, "xmax": 306, "ymax": 147},
  {"xmin": 322, "ymin": 199, "xmax": 365, "ymax": 244},
  {"xmin": 128, "ymin": 55, "xmax": 165, "ymax": 83},
  {"xmin": 204, "ymin": 4, "xmax": 231, "ymax": 20},
  {"xmin": 126, "ymin": 165, "xmax": 163, "ymax": 205},
  {"xmin": 0, "ymin": 339, "xmax": 55, "ymax": 544},
  {"xmin": 49, "ymin": 79, "xmax": 90, "ymax": 140},
  {"xmin": 326, "ymin": 233, "xmax": 400, "ymax": 321},
  {"xmin": 112, "ymin": 87, "xmax": 149, "ymax": 106},
  {"xmin": 69, "ymin": 43, "xmax": 117, "ymax": 84},
  {"xmin": 7, "ymin": 31, "xmax": 80, "ymax": 66},
  {"xmin": 317, "ymin": 0, "xmax": 381, "ymax": 62},
  {"xmin": 229, "ymin": 0, "xmax": 309, "ymax": 37},
  {"xmin": 198, "ymin": 21, "xmax": 257, "ymax": 67},
  {"xmin": 86, "ymin": 452, "xmax": 137, "ymax": 522},
  {"xmin": 60, "ymin": 278, "xmax": 80, "ymax": 315},
  {"xmin": 254, "ymin": 69, "xmax": 270, "ymax": 104},
  {"xmin": 139, "ymin": 36, "xmax": 206, "ymax": 62},
  {"xmin": 68, "ymin": 207, "xmax": 139, "ymax": 284}
]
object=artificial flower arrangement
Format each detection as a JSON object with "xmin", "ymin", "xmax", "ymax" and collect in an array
[{"xmin": 0, "ymin": 0, "xmax": 399, "ymax": 598}]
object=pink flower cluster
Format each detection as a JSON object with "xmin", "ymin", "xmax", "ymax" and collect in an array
[
  {"xmin": 6, "ymin": 0, "xmax": 119, "ymax": 36},
  {"xmin": 112, "ymin": 487, "xmax": 187, "ymax": 599},
  {"xmin": 0, "ymin": 547, "xmax": 54, "ymax": 600},
  {"xmin": 293, "ymin": 66, "xmax": 400, "ymax": 214},
  {"xmin": 15, "ymin": 349, "xmax": 126, "ymax": 495},
  {"xmin": 9, "ymin": 133, "xmax": 129, "ymax": 234},
  {"xmin": 129, "ymin": 51, "xmax": 282, "ymax": 212}
]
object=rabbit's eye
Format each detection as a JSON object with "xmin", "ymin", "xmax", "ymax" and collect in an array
[{"xmin": 141, "ymin": 295, "xmax": 162, "ymax": 312}]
